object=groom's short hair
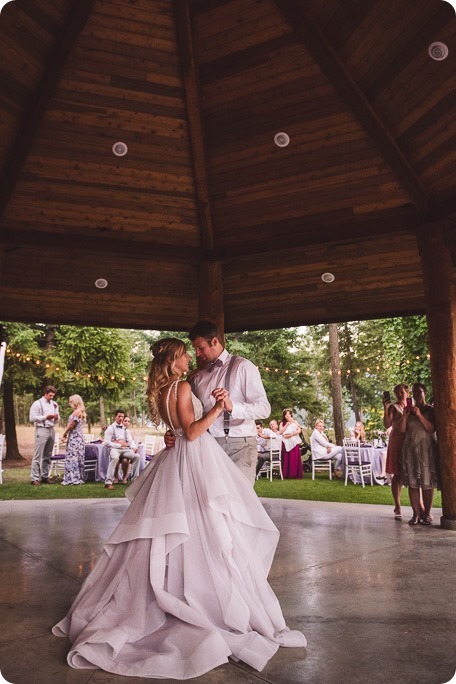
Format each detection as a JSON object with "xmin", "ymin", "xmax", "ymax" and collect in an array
[{"xmin": 189, "ymin": 320, "xmax": 221, "ymax": 343}]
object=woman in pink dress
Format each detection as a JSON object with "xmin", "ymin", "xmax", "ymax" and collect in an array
[
  {"xmin": 53, "ymin": 339, "xmax": 306, "ymax": 678},
  {"xmin": 279, "ymin": 408, "xmax": 303, "ymax": 479},
  {"xmin": 383, "ymin": 383, "xmax": 409, "ymax": 520}
]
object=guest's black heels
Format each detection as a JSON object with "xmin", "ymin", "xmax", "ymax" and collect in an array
[{"xmin": 408, "ymin": 515, "xmax": 420, "ymax": 526}]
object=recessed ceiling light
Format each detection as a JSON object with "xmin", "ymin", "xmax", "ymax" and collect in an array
[
  {"xmin": 95, "ymin": 278, "xmax": 108, "ymax": 289},
  {"xmin": 112, "ymin": 142, "xmax": 128, "ymax": 156},
  {"xmin": 321, "ymin": 272, "xmax": 335, "ymax": 283},
  {"xmin": 274, "ymin": 132, "xmax": 290, "ymax": 147},
  {"xmin": 428, "ymin": 42, "xmax": 449, "ymax": 61}
]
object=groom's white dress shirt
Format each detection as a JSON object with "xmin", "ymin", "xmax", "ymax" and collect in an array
[{"xmin": 192, "ymin": 348, "xmax": 271, "ymax": 438}]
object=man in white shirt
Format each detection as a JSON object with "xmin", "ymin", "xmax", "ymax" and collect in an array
[
  {"xmin": 189, "ymin": 320, "xmax": 271, "ymax": 485},
  {"xmin": 310, "ymin": 419, "xmax": 343, "ymax": 472},
  {"xmin": 104, "ymin": 409, "xmax": 140, "ymax": 489},
  {"xmin": 29, "ymin": 385, "xmax": 60, "ymax": 485}
]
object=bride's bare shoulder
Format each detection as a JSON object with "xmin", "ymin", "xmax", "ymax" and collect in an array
[{"xmin": 176, "ymin": 380, "xmax": 192, "ymax": 397}]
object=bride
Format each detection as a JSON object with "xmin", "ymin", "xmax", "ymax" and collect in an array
[{"xmin": 53, "ymin": 338, "xmax": 306, "ymax": 679}]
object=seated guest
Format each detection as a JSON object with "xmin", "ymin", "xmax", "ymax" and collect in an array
[
  {"xmin": 310, "ymin": 419, "xmax": 343, "ymax": 473},
  {"xmin": 114, "ymin": 414, "xmax": 137, "ymax": 483},
  {"xmin": 255, "ymin": 422, "xmax": 270, "ymax": 476},
  {"xmin": 261, "ymin": 419, "xmax": 283, "ymax": 445},
  {"xmin": 104, "ymin": 409, "xmax": 140, "ymax": 490},
  {"xmin": 350, "ymin": 421, "xmax": 366, "ymax": 442}
]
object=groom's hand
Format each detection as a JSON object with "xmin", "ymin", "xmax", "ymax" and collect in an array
[
  {"xmin": 164, "ymin": 430, "xmax": 176, "ymax": 449},
  {"xmin": 212, "ymin": 388, "xmax": 233, "ymax": 413}
]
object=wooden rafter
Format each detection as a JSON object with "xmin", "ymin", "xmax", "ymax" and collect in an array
[
  {"xmin": 0, "ymin": 0, "xmax": 97, "ymax": 222},
  {"xmin": 274, "ymin": 0, "xmax": 430, "ymax": 216},
  {"xmin": 173, "ymin": 0, "xmax": 217, "ymax": 259},
  {"xmin": 0, "ymin": 229, "xmax": 198, "ymax": 263}
]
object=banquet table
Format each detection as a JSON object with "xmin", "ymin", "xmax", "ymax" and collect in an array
[
  {"xmin": 84, "ymin": 441, "xmax": 146, "ymax": 482},
  {"xmin": 342, "ymin": 446, "xmax": 389, "ymax": 485}
]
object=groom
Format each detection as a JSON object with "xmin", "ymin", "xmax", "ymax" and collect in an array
[{"xmin": 166, "ymin": 320, "xmax": 271, "ymax": 485}]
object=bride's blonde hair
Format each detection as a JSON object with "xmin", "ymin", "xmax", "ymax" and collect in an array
[{"xmin": 146, "ymin": 338, "xmax": 187, "ymax": 425}]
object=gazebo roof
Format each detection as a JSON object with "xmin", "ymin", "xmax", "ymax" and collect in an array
[{"xmin": 0, "ymin": 0, "xmax": 455, "ymax": 331}]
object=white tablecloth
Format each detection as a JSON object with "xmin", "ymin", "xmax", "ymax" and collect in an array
[{"xmin": 342, "ymin": 446, "xmax": 389, "ymax": 485}]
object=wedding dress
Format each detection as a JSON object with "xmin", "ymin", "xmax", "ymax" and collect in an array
[{"xmin": 53, "ymin": 382, "xmax": 306, "ymax": 679}]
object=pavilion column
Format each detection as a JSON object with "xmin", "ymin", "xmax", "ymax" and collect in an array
[
  {"xmin": 418, "ymin": 223, "xmax": 456, "ymax": 529},
  {"xmin": 198, "ymin": 259, "xmax": 225, "ymax": 341}
]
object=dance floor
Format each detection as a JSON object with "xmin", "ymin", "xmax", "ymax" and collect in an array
[{"xmin": 0, "ymin": 496, "xmax": 455, "ymax": 684}]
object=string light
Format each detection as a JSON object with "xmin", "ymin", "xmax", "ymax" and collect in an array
[{"xmin": 3, "ymin": 346, "xmax": 431, "ymax": 381}]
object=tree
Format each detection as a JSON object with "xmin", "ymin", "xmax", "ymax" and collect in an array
[
  {"xmin": 52, "ymin": 326, "xmax": 137, "ymax": 427},
  {"xmin": 1, "ymin": 323, "xmax": 45, "ymax": 461},
  {"xmin": 329, "ymin": 324, "xmax": 344, "ymax": 445}
]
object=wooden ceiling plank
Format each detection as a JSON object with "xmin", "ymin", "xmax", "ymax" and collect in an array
[
  {"xmin": 173, "ymin": 0, "xmax": 216, "ymax": 258},
  {"xmin": 0, "ymin": 0, "xmax": 97, "ymax": 222},
  {"xmin": 0, "ymin": 228, "xmax": 199, "ymax": 262},
  {"xmin": 273, "ymin": 0, "xmax": 430, "ymax": 216}
]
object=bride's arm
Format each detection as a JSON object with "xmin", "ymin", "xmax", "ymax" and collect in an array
[{"xmin": 176, "ymin": 381, "xmax": 224, "ymax": 441}]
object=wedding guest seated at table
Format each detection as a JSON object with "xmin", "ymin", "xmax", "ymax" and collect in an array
[
  {"xmin": 350, "ymin": 420, "xmax": 366, "ymax": 443},
  {"xmin": 113, "ymin": 414, "xmax": 137, "ymax": 483},
  {"xmin": 310, "ymin": 419, "xmax": 343, "ymax": 475},
  {"xmin": 104, "ymin": 410, "xmax": 140, "ymax": 490},
  {"xmin": 255, "ymin": 422, "xmax": 270, "ymax": 476}
]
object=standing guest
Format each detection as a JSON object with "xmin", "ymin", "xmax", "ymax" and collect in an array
[
  {"xmin": 399, "ymin": 383, "xmax": 439, "ymax": 526},
  {"xmin": 61, "ymin": 395, "xmax": 86, "ymax": 486},
  {"xmin": 310, "ymin": 419, "xmax": 344, "ymax": 474},
  {"xmin": 279, "ymin": 409, "xmax": 303, "ymax": 479},
  {"xmin": 104, "ymin": 410, "xmax": 140, "ymax": 490},
  {"xmin": 351, "ymin": 421, "xmax": 366, "ymax": 442},
  {"xmin": 53, "ymin": 337, "xmax": 306, "ymax": 677},
  {"xmin": 166, "ymin": 320, "xmax": 271, "ymax": 486},
  {"xmin": 29, "ymin": 385, "xmax": 60, "ymax": 486},
  {"xmin": 383, "ymin": 384, "xmax": 409, "ymax": 520}
]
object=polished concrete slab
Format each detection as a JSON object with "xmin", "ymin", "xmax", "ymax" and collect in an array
[{"xmin": 0, "ymin": 497, "xmax": 455, "ymax": 684}]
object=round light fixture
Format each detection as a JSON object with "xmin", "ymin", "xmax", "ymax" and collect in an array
[
  {"xmin": 274, "ymin": 132, "xmax": 290, "ymax": 147},
  {"xmin": 321, "ymin": 272, "xmax": 335, "ymax": 283},
  {"xmin": 112, "ymin": 141, "xmax": 128, "ymax": 156},
  {"xmin": 428, "ymin": 42, "xmax": 449, "ymax": 61},
  {"xmin": 95, "ymin": 278, "xmax": 108, "ymax": 289}
]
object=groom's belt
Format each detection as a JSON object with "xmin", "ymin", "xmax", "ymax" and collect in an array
[{"xmin": 215, "ymin": 436, "xmax": 255, "ymax": 442}]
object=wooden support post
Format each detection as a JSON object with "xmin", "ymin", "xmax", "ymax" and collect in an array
[
  {"xmin": 198, "ymin": 260, "xmax": 225, "ymax": 342},
  {"xmin": 418, "ymin": 223, "xmax": 456, "ymax": 529}
]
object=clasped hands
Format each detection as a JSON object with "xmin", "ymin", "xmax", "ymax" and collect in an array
[{"xmin": 211, "ymin": 387, "xmax": 232, "ymax": 413}]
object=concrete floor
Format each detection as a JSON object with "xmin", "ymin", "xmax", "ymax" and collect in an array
[{"xmin": 0, "ymin": 497, "xmax": 455, "ymax": 684}]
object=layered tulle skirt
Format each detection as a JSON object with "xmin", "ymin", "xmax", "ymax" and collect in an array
[{"xmin": 52, "ymin": 432, "xmax": 306, "ymax": 679}]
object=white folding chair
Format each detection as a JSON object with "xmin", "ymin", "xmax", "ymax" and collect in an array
[
  {"xmin": 257, "ymin": 440, "xmax": 283, "ymax": 481},
  {"xmin": 83, "ymin": 433, "xmax": 95, "ymax": 443},
  {"xmin": 343, "ymin": 438, "xmax": 373, "ymax": 487},
  {"xmin": 311, "ymin": 445, "xmax": 332, "ymax": 480},
  {"xmin": 49, "ymin": 433, "xmax": 65, "ymax": 478},
  {"xmin": 144, "ymin": 434, "xmax": 165, "ymax": 464},
  {"xmin": 0, "ymin": 434, "xmax": 5, "ymax": 484}
]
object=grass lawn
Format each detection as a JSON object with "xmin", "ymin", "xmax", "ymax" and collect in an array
[{"xmin": 0, "ymin": 465, "xmax": 442, "ymax": 507}]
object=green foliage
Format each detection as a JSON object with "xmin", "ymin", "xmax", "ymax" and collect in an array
[
  {"xmin": 1, "ymin": 322, "xmax": 45, "ymax": 394},
  {"xmin": 226, "ymin": 329, "xmax": 323, "ymax": 421}
]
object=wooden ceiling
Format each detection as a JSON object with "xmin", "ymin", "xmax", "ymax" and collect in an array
[{"xmin": 0, "ymin": 0, "xmax": 455, "ymax": 331}]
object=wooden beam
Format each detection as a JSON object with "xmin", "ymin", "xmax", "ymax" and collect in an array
[
  {"xmin": 418, "ymin": 223, "xmax": 456, "ymax": 529},
  {"xmin": 273, "ymin": 0, "xmax": 430, "ymax": 215},
  {"xmin": 0, "ymin": 0, "xmax": 97, "ymax": 221},
  {"xmin": 173, "ymin": 0, "xmax": 217, "ymax": 259},
  {"xmin": 0, "ymin": 229, "xmax": 199, "ymax": 263},
  {"xmin": 198, "ymin": 259, "xmax": 225, "ymax": 339}
]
